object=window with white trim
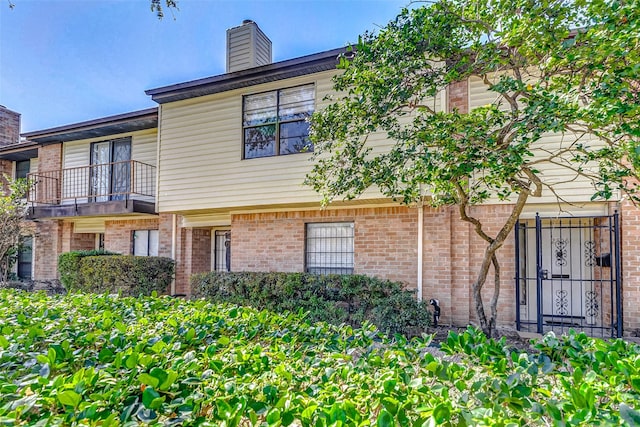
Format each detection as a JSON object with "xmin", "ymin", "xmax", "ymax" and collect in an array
[
  {"xmin": 305, "ymin": 222, "xmax": 354, "ymax": 275},
  {"xmin": 133, "ymin": 230, "xmax": 159, "ymax": 256},
  {"xmin": 242, "ymin": 83, "xmax": 315, "ymax": 159}
]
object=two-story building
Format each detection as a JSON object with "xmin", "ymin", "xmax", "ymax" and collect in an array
[{"xmin": 2, "ymin": 21, "xmax": 638, "ymax": 337}]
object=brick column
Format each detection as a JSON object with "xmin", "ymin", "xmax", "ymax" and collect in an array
[
  {"xmin": 175, "ymin": 227, "xmax": 211, "ymax": 296},
  {"xmin": 620, "ymin": 200, "xmax": 640, "ymax": 335},
  {"xmin": 34, "ymin": 220, "xmax": 63, "ymax": 280},
  {"xmin": 448, "ymin": 79, "xmax": 469, "ymax": 113}
]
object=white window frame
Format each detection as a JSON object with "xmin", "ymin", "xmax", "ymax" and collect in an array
[{"xmin": 133, "ymin": 230, "xmax": 159, "ymax": 256}]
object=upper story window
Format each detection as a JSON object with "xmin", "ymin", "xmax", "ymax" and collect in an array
[{"xmin": 243, "ymin": 83, "xmax": 315, "ymax": 159}]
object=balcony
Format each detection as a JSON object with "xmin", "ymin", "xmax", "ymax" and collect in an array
[{"xmin": 27, "ymin": 160, "xmax": 156, "ymax": 219}]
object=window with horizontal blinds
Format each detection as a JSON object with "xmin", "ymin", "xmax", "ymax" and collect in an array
[{"xmin": 243, "ymin": 84, "xmax": 314, "ymax": 159}]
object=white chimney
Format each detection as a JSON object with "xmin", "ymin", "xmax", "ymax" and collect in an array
[{"xmin": 226, "ymin": 20, "xmax": 272, "ymax": 73}]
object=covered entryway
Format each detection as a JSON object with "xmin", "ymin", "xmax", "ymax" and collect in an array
[{"xmin": 515, "ymin": 214, "xmax": 622, "ymax": 337}]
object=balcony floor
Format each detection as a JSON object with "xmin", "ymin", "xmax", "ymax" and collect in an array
[{"xmin": 27, "ymin": 199, "xmax": 156, "ymax": 219}]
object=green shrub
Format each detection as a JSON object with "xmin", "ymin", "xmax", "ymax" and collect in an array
[
  {"xmin": 191, "ymin": 271, "xmax": 431, "ymax": 336},
  {"xmin": 58, "ymin": 249, "xmax": 118, "ymax": 290},
  {"xmin": 59, "ymin": 252, "xmax": 174, "ymax": 296},
  {"xmin": 2, "ymin": 290, "xmax": 639, "ymax": 426}
]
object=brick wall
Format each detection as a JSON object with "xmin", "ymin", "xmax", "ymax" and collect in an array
[
  {"xmin": 34, "ymin": 220, "xmax": 63, "ymax": 280},
  {"xmin": 227, "ymin": 205, "xmax": 517, "ymax": 328},
  {"xmin": 104, "ymin": 218, "xmax": 159, "ymax": 254},
  {"xmin": 175, "ymin": 228, "xmax": 211, "ymax": 295},
  {"xmin": 0, "ymin": 106, "xmax": 20, "ymax": 147},
  {"xmin": 620, "ymin": 200, "xmax": 640, "ymax": 335},
  {"xmin": 231, "ymin": 206, "xmax": 420, "ymax": 285},
  {"xmin": 60, "ymin": 222, "xmax": 95, "ymax": 253},
  {"xmin": 38, "ymin": 144, "xmax": 62, "ymax": 172},
  {"xmin": 0, "ymin": 159, "xmax": 12, "ymax": 193},
  {"xmin": 158, "ymin": 213, "xmax": 174, "ymax": 258},
  {"xmin": 449, "ymin": 79, "xmax": 469, "ymax": 113}
]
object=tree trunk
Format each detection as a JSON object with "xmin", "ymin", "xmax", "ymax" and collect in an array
[{"xmin": 463, "ymin": 188, "xmax": 532, "ymax": 337}]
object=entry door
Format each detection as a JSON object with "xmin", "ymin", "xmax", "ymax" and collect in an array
[
  {"xmin": 540, "ymin": 224, "xmax": 596, "ymax": 325},
  {"xmin": 90, "ymin": 139, "xmax": 131, "ymax": 201}
]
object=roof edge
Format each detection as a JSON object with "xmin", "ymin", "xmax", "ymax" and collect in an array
[
  {"xmin": 21, "ymin": 107, "xmax": 158, "ymax": 139},
  {"xmin": 146, "ymin": 46, "xmax": 347, "ymax": 104}
]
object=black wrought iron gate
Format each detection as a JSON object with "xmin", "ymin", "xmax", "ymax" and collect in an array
[{"xmin": 515, "ymin": 213, "xmax": 622, "ymax": 338}]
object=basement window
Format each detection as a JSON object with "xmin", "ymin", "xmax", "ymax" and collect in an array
[
  {"xmin": 242, "ymin": 84, "xmax": 315, "ymax": 159},
  {"xmin": 133, "ymin": 230, "xmax": 159, "ymax": 256},
  {"xmin": 305, "ymin": 222, "xmax": 354, "ymax": 275}
]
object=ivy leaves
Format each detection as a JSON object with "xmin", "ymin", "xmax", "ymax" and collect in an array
[{"xmin": 1, "ymin": 290, "xmax": 640, "ymax": 425}]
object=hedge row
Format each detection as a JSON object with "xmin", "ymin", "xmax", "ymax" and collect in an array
[
  {"xmin": 58, "ymin": 250, "xmax": 174, "ymax": 296},
  {"xmin": 191, "ymin": 271, "xmax": 431, "ymax": 336}
]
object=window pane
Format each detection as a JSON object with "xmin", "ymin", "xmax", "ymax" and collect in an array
[
  {"xmin": 279, "ymin": 85, "xmax": 314, "ymax": 121},
  {"xmin": 15, "ymin": 160, "xmax": 30, "ymax": 179},
  {"xmin": 280, "ymin": 121, "xmax": 312, "ymax": 155},
  {"xmin": 306, "ymin": 222, "xmax": 354, "ymax": 275},
  {"xmin": 243, "ymin": 91, "xmax": 277, "ymax": 126},
  {"xmin": 134, "ymin": 230, "xmax": 149, "ymax": 256},
  {"xmin": 244, "ymin": 125, "xmax": 276, "ymax": 158},
  {"xmin": 215, "ymin": 230, "xmax": 231, "ymax": 271},
  {"xmin": 149, "ymin": 230, "xmax": 159, "ymax": 256}
]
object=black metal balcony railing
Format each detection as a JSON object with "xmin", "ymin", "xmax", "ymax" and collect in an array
[{"xmin": 27, "ymin": 160, "xmax": 156, "ymax": 205}]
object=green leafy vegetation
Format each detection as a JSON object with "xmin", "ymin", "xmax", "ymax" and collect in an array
[
  {"xmin": 58, "ymin": 251, "xmax": 174, "ymax": 296},
  {"xmin": 58, "ymin": 250, "xmax": 118, "ymax": 290},
  {"xmin": 1, "ymin": 289, "xmax": 639, "ymax": 425},
  {"xmin": 0, "ymin": 176, "xmax": 28, "ymax": 282},
  {"xmin": 191, "ymin": 272, "xmax": 431, "ymax": 337}
]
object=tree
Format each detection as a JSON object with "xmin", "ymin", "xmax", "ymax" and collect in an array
[
  {"xmin": 307, "ymin": 0, "xmax": 640, "ymax": 337},
  {"xmin": 7, "ymin": 0, "xmax": 179, "ymax": 19},
  {"xmin": 0, "ymin": 177, "xmax": 29, "ymax": 282}
]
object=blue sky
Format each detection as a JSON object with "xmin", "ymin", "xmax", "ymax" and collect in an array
[{"xmin": 0, "ymin": 0, "xmax": 408, "ymax": 133}]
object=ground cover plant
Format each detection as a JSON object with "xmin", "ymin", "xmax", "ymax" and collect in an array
[{"xmin": 1, "ymin": 289, "xmax": 639, "ymax": 426}]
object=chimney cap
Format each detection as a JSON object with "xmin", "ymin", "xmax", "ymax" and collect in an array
[{"xmin": 242, "ymin": 19, "xmax": 254, "ymax": 25}]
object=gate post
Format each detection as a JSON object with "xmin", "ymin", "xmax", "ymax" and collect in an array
[
  {"xmin": 515, "ymin": 220, "xmax": 521, "ymax": 331},
  {"xmin": 614, "ymin": 211, "xmax": 622, "ymax": 338},
  {"xmin": 535, "ymin": 213, "xmax": 543, "ymax": 334}
]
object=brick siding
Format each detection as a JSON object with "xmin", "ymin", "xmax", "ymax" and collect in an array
[
  {"xmin": 231, "ymin": 206, "xmax": 419, "ymax": 285},
  {"xmin": 34, "ymin": 221, "xmax": 63, "ymax": 280},
  {"xmin": 104, "ymin": 218, "xmax": 159, "ymax": 255},
  {"xmin": 38, "ymin": 144, "xmax": 62, "ymax": 172}
]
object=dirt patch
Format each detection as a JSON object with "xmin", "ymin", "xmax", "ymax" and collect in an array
[{"xmin": 427, "ymin": 325, "xmax": 537, "ymax": 354}]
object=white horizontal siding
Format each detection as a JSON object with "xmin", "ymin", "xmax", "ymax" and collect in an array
[
  {"xmin": 158, "ymin": 71, "xmax": 342, "ymax": 213},
  {"xmin": 468, "ymin": 76, "xmax": 607, "ymax": 204},
  {"xmin": 158, "ymin": 71, "xmax": 445, "ymax": 213}
]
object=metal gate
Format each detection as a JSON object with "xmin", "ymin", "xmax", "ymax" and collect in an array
[{"xmin": 515, "ymin": 213, "xmax": 622, "ymax": 338}]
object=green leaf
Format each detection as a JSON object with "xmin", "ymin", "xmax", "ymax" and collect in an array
[
  {"xmin": 433, "ymin": 403, "xmax": 451, "ymax": 424},
  {"xmin": 142, "ymin": 387, "xmax": 163, "ymax": 410},
  {"xmin": 139, "ymin": 373, "xmax": 160, "ymax": 389},
  {"xmin": 58, "ymin": 390, "xmax": 81, "ymax": 408},
  {"xmin": 377, "ymin": 409, "xmax": 393, "ymax": 427}
]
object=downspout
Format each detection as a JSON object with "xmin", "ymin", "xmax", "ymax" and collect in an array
[
  {"xmin": 171, "ymin": 213, "xmax": 177, "ymax": 295},
  {"xmin": 417, "ymin": 186, "xmax": 424, "ymax": 302}
]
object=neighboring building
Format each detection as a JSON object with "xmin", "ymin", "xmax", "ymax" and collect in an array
[{"xmin": 1, "ymin": 21, "xmax": 638, "ymax": 337}]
